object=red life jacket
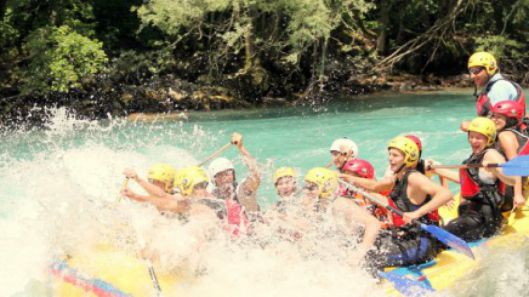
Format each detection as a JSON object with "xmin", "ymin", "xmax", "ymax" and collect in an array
[
  {"xmin": 388, "ymin": 170, "xmax": 440, "ymax": 227},
  {"xmin": 476, "ymin": 79, "xmax": 526, "ymax": 117},
  {"xmin": 459, "ymin": 150, "xmax": 503, "ymax": 201},
  {"xmin": 225, "ymin": 198, "xmax": 249, "ymax": 236}
]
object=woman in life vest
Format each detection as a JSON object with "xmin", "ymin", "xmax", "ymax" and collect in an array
[
  {"xmin": 365, "ymin": 136, "xmax": 452, "ymax": 269},
  {"xmin": 489, "ymin": 100, "xmax": 528, "ymax": 208},
  {"xmin": 302, "ymin": 167, "xmax": 381, "ymax": 265},
  {"xmin": 433, "ymin": 117, "xmax": 516, "ymax": 241}
]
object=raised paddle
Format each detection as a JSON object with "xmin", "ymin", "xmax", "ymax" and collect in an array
[
  {"xmin": 430, "ymin": 155, "xmax": 529, "ymax": 177},
  {"xmin": 197, "ymin": 142, "xmax": 232, "ymax": 167},
  {"xmin": 338, "ymin": 180, "xmax": 475, "ymax": 260}
]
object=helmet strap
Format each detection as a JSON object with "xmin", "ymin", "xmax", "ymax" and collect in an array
[{"xmin": 393, "ymin": 164, "xmax": 405, "ymax": 175}]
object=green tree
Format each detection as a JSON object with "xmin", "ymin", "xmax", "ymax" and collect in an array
[{"xmin": 20, "ymin": 25, "xmax": 107, "ymax": 94}]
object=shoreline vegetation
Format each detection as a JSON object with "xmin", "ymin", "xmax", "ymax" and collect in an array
[{"xmin": 1, "ymin": 1, "xmax": 528, "ymax": 126}]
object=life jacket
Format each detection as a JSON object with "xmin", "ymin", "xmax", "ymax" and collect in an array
[
  {"xmin": 476, "ymin": 78, "xmax": 526, "ymax": 117},
  {"xmin": 225, "ymin": 198, "xmax": 250, "ymax": 236},
  {"xmin": 458, "ymin": 150, "xmax": 505, "ymax": 235},
  {"xmin": 197, "ymin": 198, "xmax": 227, "ymax": 220},
  {"xmin": 351, "ymin": 193, "xmax": 392, "ymax": 228},
  {"xmin": 212, "ymin": 183, "xmax": 250, "ymax": 236},
  {"xmin": 389, "ymin": 170, "xmax": 440, "ymax": 227},
  {"xmin": 495, "ymin": 128, "xmax": 529, "ymax": 157}
]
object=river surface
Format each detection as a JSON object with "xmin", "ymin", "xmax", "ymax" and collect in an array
[{"xmin": 1, "ymin": 91, "xmax": 528, "ymax": 296}]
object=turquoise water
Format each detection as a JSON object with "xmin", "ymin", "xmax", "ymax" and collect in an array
[{"xmin": 1, "ymin": 91, "xmax": 529, "ymax": 296}]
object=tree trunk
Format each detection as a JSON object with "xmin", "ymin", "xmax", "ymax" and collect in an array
[{"xmin": 376, "ymin": 2, "xmax": 391, "ymax": 55}]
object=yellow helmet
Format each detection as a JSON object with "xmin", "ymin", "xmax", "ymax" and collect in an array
[
  {"xmin": 148, "ymin": 163, "xmax": 176, "ymax": 192},
  {"xmin": 468, "ymin": 117, "xmax": 497, "ymax": 147},
  {"xmin": 273, "ymin": 167, "xmax": 297, "ymax": 184},
  {"xmin": 468, "ymin": 52, "xmax": 497, "ymax": 76},
  {"xmin": 174, "ymin": 166, "xmax": 209, "ymax": 196},
  {"xmin": 387, "ymin": 136, "xmax": 420, "ymax": 168},
  {"xmin": 304, "ymin": 167, "xmax": 338, "ymax": 199}
]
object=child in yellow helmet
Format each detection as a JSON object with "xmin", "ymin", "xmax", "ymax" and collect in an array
[
  {"xmin": 273, "ymin": 167, "xmax": 298, "ymax": 200},
  {"xmin": 121, "ymin": 163, "xmax": 177, "ymax": 201},
  {"xmin": 432, "ymin": 117, "xmax": 516, "ymax": 241}
]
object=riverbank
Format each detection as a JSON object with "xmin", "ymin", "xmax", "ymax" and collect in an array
[{"xmin": 0, "ymin": 71, "xmax": 480, "ymax": 128}]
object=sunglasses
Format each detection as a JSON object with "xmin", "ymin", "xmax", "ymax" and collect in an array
[
  {"xmin": 303, "ymin": 184, "xmax": 318, "ymax": 191},
  {"xmin": 469, "ymin": 67, "xmax": 485, "ymax": 75}
]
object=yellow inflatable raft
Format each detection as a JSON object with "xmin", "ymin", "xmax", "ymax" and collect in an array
[
  {"xmin": 382, "ymin": 200, "xmax": 529, "ymax": 296},
  {"xmin": 50, "ymin": 245, "xmax": 189, "ymax": 297}
]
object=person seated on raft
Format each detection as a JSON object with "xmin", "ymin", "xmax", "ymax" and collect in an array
[
  {"xmin": 207, "ymin": 132, "xmax": 261, "ymax": 218},
  {"xmin": 302, "ymin": 167, "xmax": 381, "ymax": 264},
  {"xmin": 348, "ymin": 136, "xmax": 452, "ymax": 269},
  {"xmin": 431, "ymin": 117, "xmax": 516, "ymax": 241},
  {"xmin": 489, "ymin": 100, "xmax": 528, "ymax": 209},
  {"xmin": 122, "ymin": 165, "xmax": 219, "ymax": 218},
  {"xmin": 329, "ymin": 137, "xmax": 359, "ymax": 195},
  {"xmin": 347, "ymin": 135, "xmax": 443, "ymax": 196},
  {"xmin": 121, "ymin": 163, "xmax": 189, "ymax": 213},
  {"xmin": 271, "ymin": 167, "xmax": 299, "ymax": 212},
  {"xmin": 339, "ymin": 158, "xmax": 392, "ymax": 228}
]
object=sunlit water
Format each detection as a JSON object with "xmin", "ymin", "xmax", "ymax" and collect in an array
[{"xmin": 1, "ymin": 91, "xmax": 528, "ymax": 296}]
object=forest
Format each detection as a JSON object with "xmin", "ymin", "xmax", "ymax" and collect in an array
[{"xmin": 1, "ymin": 0, "xmax": 528, "ymax": 124}]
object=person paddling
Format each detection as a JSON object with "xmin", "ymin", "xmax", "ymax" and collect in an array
[
  {"xmin": 360, "ymin": 136, "xmax": 452, "ymax": 269},
  {"xmin": 433, "ymin": 117, "xmax": 516, "ymax": 241},
  {"xmin": 121, "ymin": 163, "xmax": 180, "ymax": 205}
]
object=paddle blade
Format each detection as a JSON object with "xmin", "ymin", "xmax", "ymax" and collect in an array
[
  {"xmin": 379, "ymin": 271, "xmax": 434, "ymax": 297},
  {"xmin": 502, "ymin": 155, "xmax": 529, "ymax": 176},
  {"xmin": 420, "ymin": 223, "xmax": 475, "ymax": 259}
]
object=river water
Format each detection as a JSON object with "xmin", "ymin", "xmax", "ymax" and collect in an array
[{"xmin": 1, "ymin": 91, "xmax": 528, "ymax": 296}]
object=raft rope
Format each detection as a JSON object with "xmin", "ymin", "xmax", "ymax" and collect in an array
[{"xmin": 50, "ymin": 260, "xmax": 131, "ymax": 297}]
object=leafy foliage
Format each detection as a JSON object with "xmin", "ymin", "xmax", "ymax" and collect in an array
[{"xmin": 20, "ymin": 25, "xmax": 107, "ymax": 94}]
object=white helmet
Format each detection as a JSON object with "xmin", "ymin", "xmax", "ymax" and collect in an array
[
  {"xmin": 329, "ymin": 138, "xmax": 359, "ymax": 158},
  {"xmin": 208, "ymin": 157, "xmax": 235, "ymax": 180}
]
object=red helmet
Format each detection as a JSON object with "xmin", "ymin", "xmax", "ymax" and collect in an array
[
  {"xmin": 490, "ymin": 100, "xmax": 525, "ymax": 124},
  {"xmin": 342, "ymin": 159, "xmax": 375, "ymax": 179},
  {"xmin": 405, "ymin": 135, "xmax": 422, "ymax": 152}
]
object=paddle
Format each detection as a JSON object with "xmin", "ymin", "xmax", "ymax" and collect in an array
[
  {"xmin": 197, "ymin": 143, "xmax": 232, "ymax": 167},
  {"xmin": 338, "ymin": 180, "xmax": 475, "ymax": 259},
  {"xmin": 378, "ymin": 271, "xmax": 434, "ymax": 296},
  {"xmin": 117, "ymin": 178, "xmax": 164, "ymax": 296},
  {"xmin": 430, "ymin": 155, "xmax": 529, "ymax": 176}
]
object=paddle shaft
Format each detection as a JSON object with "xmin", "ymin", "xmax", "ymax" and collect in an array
[
  {"xmin": 431, "ymin": 164, "xmax": 500, "ymax": 169},
  {"xmin": 338, "ymin": 180, "xmax": 406, "ymax": 217},
  {"xmin": 197, "ymin": 143, "xmax": 231, "ymax": 167}
]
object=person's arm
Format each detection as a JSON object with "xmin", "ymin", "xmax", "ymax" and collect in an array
[
  {"xmin": 430, "ymin": 166, "xmax": 460, "ymax": 183},
  {"xmin": 232, "ymin": 132, "xmax": 260, "ymax": 212},
  {"xmin": 403, "ymin": 172, "xmax": 452, "ymax": 223},
  {"xmin": 483, "ymin": 149, "xmax": 515, "ymax": 185},
  {"xmin": 342, "ymin": 173, "xmax": 394, "ymax": 193},
  {"xmin": 335, "ymin": 198, "xmax": 380, "ymax": 256},
  {"xmin": 123, "ymin": 168, "xmax": 172, "ymax": 199},
  {"xmin": 498, "ymin": 132, "xmax": 525, "ymax": 207}
]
